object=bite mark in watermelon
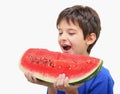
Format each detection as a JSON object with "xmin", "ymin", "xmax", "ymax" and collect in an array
[{"xmin": 19, "ymin": 48, "xmax": 103, "ymax": 85}]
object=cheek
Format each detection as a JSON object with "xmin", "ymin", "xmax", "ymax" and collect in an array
[
  {"xmin": 72, "ymin": 37, "xmax": 85, "ymax": 48},
  {"xmin": 71, "ymin": 37, "xmax": 81, "ymax": 44}
]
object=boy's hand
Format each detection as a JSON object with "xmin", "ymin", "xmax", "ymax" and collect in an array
[
  {"xmin": 24, "ymin": 72, "xmax": 82, "ymax": 94},
  {"xmin": 54, "ymin": 73, "xmax": 83, "ymax": 94},
  {"xmin": 24, "ymin": 72, "xmax": 52, "ymax": 87}
]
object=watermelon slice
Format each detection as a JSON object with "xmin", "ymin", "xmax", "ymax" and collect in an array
[{"xmin": 19, "ymin": 48, "xmax": 103, "ymax": 85}]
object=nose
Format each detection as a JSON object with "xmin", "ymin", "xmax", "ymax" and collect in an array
[{"xmin": 60, "ymin": 33, "xmax": 68, "ymax": 41}]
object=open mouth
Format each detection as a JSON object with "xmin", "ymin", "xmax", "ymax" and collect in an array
[{"xmin": 62, "ymin": 45, "xmax": 71, "ymax": 51}]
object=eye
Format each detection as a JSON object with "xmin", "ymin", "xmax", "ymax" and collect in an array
[
  {"xmin": 68, "ymin": 29, "xmax": 76, "ymax": 35},
  {"xmin": 69, "ymin": 32, "xmax": 75, "ymax": 35},
  {"xmin": 59, "ymin": 32, "xmax": 63, "ymax": 35},
  {"xmin": 58, "ymin": 29, "xmax": 63, "ymax": 35}
]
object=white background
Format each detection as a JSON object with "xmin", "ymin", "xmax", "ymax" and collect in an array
[{"xmin": 0, "ymin": 0, "xmax": 119, "ymax": 94}]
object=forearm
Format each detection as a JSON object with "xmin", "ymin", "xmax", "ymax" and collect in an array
[
  {"xmin": 47, "ymin": 86, "xmax": 57, "ymax": 94},
  {"xmin": 66, "ymin": 88, "xmax": 78, "ymax": 94}
]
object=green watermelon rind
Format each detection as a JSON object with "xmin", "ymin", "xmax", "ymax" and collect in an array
[{"xmin": 20, "ymin": 60, "xmax": 103, "ymax": 85}]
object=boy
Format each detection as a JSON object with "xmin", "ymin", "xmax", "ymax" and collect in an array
[{"xmin": 24, "ymin": 5, "xmax": 114, "ymax": 94}]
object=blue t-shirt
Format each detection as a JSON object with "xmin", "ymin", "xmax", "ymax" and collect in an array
[{"xmin": 47, "ymin": 66, "xmax": 114, "ymax": 94}]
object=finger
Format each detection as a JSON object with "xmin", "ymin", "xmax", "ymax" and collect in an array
[
  {"xmin": 55, "ymin": 74, "xmax": 64, "ymax": 87},
  {"xmin": 24, "ymin": 72, "xmax": 31, "ymax": 81},
  {"xmin": 54, "ymin": 74, "xmax": 66, "ymax": 89},
  {"xmin": 63, "ymin": 77, "xmax": 69, "ymax": 88},
  {"xmin": 58, "ymin": 74, "xmax": 66, "ymax": 85},
  {"xmin": 24, "ymin": 72, "xmax": 34, "ymax": 82}
]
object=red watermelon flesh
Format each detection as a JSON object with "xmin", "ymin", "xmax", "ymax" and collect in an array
[{"xmin": 19, "ymin": 48, "xmax": 103, "ymax": 85}]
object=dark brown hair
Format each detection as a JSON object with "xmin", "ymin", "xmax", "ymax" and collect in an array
[{"xmin": 56, "ymin": 5, "xmax": 101, "ymax": 54}]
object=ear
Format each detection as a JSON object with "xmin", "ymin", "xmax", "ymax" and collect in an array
[{"xmin": 86, "ymin": 33, "xmax": 96, "ymax": 45}]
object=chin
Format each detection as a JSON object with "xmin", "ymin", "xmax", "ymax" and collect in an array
[{"xmin": 64, "ymin": 51, "xmax": 74, "ymax": 54}]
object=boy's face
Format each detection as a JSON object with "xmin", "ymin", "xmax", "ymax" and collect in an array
[{"xmin": 57, "ymin": 19, "xmax": 90, "ymax": 55}]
